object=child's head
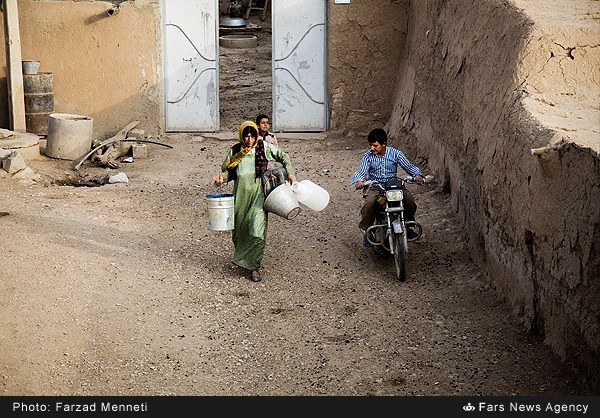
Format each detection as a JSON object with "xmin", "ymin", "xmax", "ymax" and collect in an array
[
  {"xmin": 255, "ymin": 113, "xmax": 270, "ymax": 133},
  {"xmin": 367, "ymin": 128, "xmax": 388, "ymax": 145}
]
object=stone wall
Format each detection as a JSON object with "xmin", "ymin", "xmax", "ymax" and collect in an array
[{"xmin": 386, "ymin": 0, "xmax": 599, "ymax": 392}]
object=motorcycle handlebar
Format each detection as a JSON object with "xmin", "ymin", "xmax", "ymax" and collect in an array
[{"xmin": 360, "ymin": 175, "xmax": 433, "ymax": 188}]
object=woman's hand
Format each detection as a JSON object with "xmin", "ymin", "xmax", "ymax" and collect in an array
[
  {"xmin": 212, "ymin": 175, "xmax": 224, "ymax": 186},
  {"xmin": 288, "ymin": 174, "xmax": 297, "ymax": 183}
]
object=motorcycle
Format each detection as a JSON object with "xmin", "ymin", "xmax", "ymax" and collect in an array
[{"xmin": 362, "ymin": 176, "xmax": 430, "ymax": 282}]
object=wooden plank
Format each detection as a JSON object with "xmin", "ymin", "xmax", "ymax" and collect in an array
[{"xmin": 2, "ymin": 0, "xmax": 26, "ymax": 132}]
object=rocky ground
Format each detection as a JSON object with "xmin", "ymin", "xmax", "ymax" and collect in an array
[{"xmin": 0, "ymin": 132, "xmax": 591, "ymax": 397}]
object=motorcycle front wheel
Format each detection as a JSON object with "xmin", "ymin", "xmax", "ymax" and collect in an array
[{"xmin": 393, "ymin": 233, "xmax": 407, "ymax": 282}]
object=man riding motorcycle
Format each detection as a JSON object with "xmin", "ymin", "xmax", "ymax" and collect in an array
[{"xmin": 350, "ymin": 128, "xmax": 425, "ymax": 246}]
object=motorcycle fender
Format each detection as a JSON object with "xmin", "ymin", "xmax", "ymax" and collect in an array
[{"xmin": 392, "ymin": 219, "xmax": 403, "ymax": 234}]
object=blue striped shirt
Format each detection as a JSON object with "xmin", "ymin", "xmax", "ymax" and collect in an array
[{"xmin": 350, "ymin": 146, "xmax": 423, "ymax": 184}]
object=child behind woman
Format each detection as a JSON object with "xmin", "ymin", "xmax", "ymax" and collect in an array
[
  {"xmin": 256, "ymin": 113, "xmax": 280, "ymax": 170},
  {"xmin": 255, "ymin": 113, "xmax": 278, "ymax": 146}
]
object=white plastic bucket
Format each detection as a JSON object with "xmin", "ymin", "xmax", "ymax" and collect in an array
[
  {"xmin": 291, "ymin": 180, "xmax": 330, "ymax": 211},
  {"xmin": 206, "ymin": 193, "xmax": 235, "ymax": 231},
  {"xmin": 263, "ymin": 183, "xmax": 301, "ymax": 220}
]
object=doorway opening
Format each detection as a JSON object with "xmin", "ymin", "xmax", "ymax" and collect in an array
[{"xmin": 218, "ymin": 4, "xmax": 272, "ymax": 134}]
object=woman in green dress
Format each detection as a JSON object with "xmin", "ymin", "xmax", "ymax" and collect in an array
[{"xmin": 212, "ymin": 121, "xmax": 297, "ymax": 282}]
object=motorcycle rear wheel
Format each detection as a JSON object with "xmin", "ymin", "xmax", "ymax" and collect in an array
[{"xmin": 394, "ymin": 233, "xmax": 407, "ymax": 282}]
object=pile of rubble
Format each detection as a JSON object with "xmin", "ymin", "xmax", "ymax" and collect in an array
[{"xmin": 1, "ymin": 122, "xmax": 171, "ymax": 186}]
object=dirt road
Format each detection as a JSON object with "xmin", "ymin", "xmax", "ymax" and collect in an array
[{"xmin": 0, "ymin": 133, "xmax": 591, "ymax": 396}]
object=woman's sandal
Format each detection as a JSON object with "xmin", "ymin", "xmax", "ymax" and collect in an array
[{"xmin": 250, "ymin": 271, "xmax": 262, "ymax": 282}]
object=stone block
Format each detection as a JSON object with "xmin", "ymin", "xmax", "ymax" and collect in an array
[
  {"xmin": 127, "ymin": 129, "xmax": 146, "ymax": 140},
  {"xmin": 2, "ymin": 151, "xmax": 27, "ymax": 173},
  {"xmin": 131, "ymin": 143, "xmax": 148, "ymax": 159}
]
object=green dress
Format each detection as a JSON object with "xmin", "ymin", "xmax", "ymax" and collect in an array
[{"xmin": 220, "ymin": 141, "xmax": 295, "ymax": 271}]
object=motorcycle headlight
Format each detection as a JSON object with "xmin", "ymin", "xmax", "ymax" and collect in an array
[{"xmin": 385, "ymin": 190, "xmax": 403, "ymax": 202}]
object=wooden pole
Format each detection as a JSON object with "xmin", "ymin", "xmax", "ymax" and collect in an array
[{"xmin": 2, "ymin": 0, "xmax": 26, "ymax": 132}]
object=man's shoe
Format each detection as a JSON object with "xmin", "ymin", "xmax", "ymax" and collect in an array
[
  {"xmin": 250, "ymin": 271, "xmax": 262, "ymax": 282},
  {"xmin": 362, "ymin": 234, "xmax": 371, "ymax": 247}
]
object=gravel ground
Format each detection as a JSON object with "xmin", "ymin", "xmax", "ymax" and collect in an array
[{"xmin": 0, "ymin": 133, "xmax": 591, "ymax": 397}]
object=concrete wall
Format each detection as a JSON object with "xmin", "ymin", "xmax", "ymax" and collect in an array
[
  {"xmin": 386, "ymin": 0, "xmax": 599, "ymax": 392},
  {"xmin": 1, "ymin": 0, "xmax": 162, "ymax": 143}
]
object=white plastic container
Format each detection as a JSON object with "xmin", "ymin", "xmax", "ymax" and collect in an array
[
  {"xmin": 263, "ymin": 183, "xmax": 301, "ymax": 220},
  {"xmin": 291, "ymin": 180, "xmax": 330, "ymax": 212},
  {"xmin": 206, "ymin": 193, "xmax": 235, "ymax": 230}
]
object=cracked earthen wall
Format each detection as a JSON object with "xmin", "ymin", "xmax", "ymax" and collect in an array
[
  {"xmin": 327, "ymin": 0, "xmax": 409, "ymax": 136},
  {"xmin": 385, "ymin": 0, "xmax": 599, "ymax": 391}
]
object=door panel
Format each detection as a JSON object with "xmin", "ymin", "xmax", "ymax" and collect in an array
[
  {"xmin": 272, "ymin": 0, "xmax": 327, "ymax": 131},
  {"xmin": 163, "ymin": 0, "xmax": 218, "ymax": 132}
]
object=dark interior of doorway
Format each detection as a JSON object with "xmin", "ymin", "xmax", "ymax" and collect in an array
[{"xmin": 218, "ymin": 8, "xmax": 272, "ymax": 134}]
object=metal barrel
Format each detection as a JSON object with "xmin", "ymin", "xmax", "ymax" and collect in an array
[{"xmin": 24, "ymin": 73, "xmax": 54, "ymax": 136}]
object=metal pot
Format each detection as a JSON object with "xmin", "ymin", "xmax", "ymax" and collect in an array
[{"xmin": 220, "ymin": 17, "xmax": 247, "ymax": 28}]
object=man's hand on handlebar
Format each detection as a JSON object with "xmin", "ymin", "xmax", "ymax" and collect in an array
[{"xmin": 354, "ymin": 175, "xmax": 428, "ymax": 190}]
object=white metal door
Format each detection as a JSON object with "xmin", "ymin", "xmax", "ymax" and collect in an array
[
  {"xmin": 163, "ymin": 0, "xmax": 219, "ymax": 132},
  {"xmin": 272, "ymin": 0, "xmax": 327, "ymax": 132}
]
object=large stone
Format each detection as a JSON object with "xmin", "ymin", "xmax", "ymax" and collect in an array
[{"xmin": 2, "ymin": 151, "xmax": 27, "ymax": 174}]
